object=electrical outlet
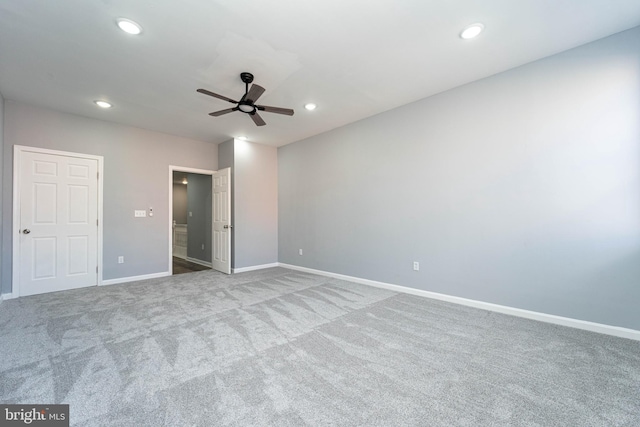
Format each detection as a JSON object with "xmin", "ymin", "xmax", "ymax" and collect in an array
[
  {"xmin": 413, "ymin": 261, "xmax": 419, "ymax": 271},
  {"xmin": 299, "ymin": 249, "xmax": 303, "ymax": 256},
  {"xmin": 118, "ymin": 256, "xmax": 124, "ymax": 264},
  {"xmin": 201, "ymin": 244, "xmax": 205, "ymax": 250}
]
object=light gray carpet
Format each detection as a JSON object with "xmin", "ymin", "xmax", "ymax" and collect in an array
[{"xmin": 1, "ymin": 267, "xmax": 639, "ymax": 426}]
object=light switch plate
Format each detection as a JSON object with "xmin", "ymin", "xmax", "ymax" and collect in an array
[{"xmin": 135, "ymin": 210, "xmax": 146, "ymax": 217}]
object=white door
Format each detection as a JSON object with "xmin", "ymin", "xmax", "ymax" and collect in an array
[
  {"xmin": 212, "ymin": 167, "xmax": 231, "ymax": 274},
  {"xmin": 18, "ymin": 151, "xmax": 99, "ymax": 296}
]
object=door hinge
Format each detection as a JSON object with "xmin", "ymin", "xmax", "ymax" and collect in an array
[
  {"xmin": 96, "ymin": 219, "xmax": 99, "ymax": 226},
  {"xmin": 97, "ymin": 172, "xmax": 99, "ymax": 179},
  {"xmin": 96, "ymin": 266, "xmax": 98, "ymax": 273}
]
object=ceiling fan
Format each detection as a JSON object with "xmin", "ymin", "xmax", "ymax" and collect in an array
[{"xmin": 197, "ymin": 72, "xmax": 294, "ymax": 126}]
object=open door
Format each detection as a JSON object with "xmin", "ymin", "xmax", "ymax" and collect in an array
[{"xmin": 212, "ymin": 167, "xmax": 231, "ymax": 274}]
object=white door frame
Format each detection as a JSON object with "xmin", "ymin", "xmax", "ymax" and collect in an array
[
  {"xmin": 12, "ymin": 145, "xmax": 104, "ymax": 297},
  {"xmin": 168, "ymin": 165, "xmax": 215, "ymax": 274}
]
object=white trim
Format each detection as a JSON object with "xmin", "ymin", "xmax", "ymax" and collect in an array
[
  {"xmin": 1, "ymin": 293, "xmax": 16, "ymax": 301},
  {"xmin": 168, "ymin": 165, "xmax": 215, "ymax": 276},
  {"xmin": 278, "ymin": 263, "xmax": 640, "ymax": 342},
  {"xmin": 101, "ymin": 272, "xmax": 171, "ymax": 286},
  {"xmin": 232, "ymin": 262, "xmax": 279, "ymax": 274},
  {"xmin": 186, "ymin": 257, "xmax": 212, "ymax": 268},
  {"xmin": 12, "ymin": 145, "xmax": 104, "ymax": 297}
]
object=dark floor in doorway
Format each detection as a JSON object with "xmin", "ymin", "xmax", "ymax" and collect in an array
[{"xmin": 172, "ymin": 256, "xmax": 211, "ymax": 275}]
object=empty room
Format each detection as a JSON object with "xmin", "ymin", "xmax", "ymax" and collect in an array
[{"xmin": 1, "ymin": 1, "xmax": 640, "ymax": 426}]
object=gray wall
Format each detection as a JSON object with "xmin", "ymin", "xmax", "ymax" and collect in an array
[
  {"xmin": 0, "ymin": 93, "xmax": 4, "ymax": 292},
  {"xmin": 234, "ymin": 140, "xmax": 278, "ymax": 268},
  {"xmin": 186, "ymin": 173, "xmax": 212, "ymax": 263},
  {"xmin": 217, "ymin": 139, "xmax": 278, "ymax": 269},
  {"xmin": 278, "ymin": 27, "xmax": 640, "ymax": 330},
  {"xmin": 2, "ymin": 101, "xmax": 218, "ymax": 292},
  {"xmin": 172, "ymin": 182, "xmax": 188, "ymax": 224},
  {"xmin": 217, "ymin": 140, "xmax": 234, "ymax": 171}
]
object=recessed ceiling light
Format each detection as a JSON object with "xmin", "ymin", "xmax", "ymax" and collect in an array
[
  {"xmin": 460, "ymin": 23, "xmax": 484, "ymax": 40},
  {"xmin": 94, "ymin": 100, "xmax": 112, "ymax": 108},
  {"xmin": 117, "ymin": 18, "xmax": 143, "ymax": 35},
  {"xmin": 304, "ymin": 103, "xmax": 317, "ymax": 111},
  {"xmin": 236, "ymin": 136, "xmax": 248, "ymax": 141}
]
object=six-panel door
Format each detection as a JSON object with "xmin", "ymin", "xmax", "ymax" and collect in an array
[
  {"xmin": 19, "ymin": 151, "xmax": 99, "ymax": 296},
  {"xmin": 212, "ymin": 168, "xmax": 231, "ymax": 274}
]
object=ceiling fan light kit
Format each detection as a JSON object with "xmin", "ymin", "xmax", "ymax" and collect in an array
[{"xmin": 197, "ymin": 72, "xmax": 294, "ymax": 126}]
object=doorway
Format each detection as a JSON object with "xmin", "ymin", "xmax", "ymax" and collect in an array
[
  {"xmin": 168, "ymin": 166, "xmax": 231, "ymax": 275},
  {"xmin": 171, "ymin": 170, "xmax": 211, "ymax": 275}
]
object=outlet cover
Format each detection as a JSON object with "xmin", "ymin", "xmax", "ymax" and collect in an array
[
  {"xmin": 118, "ymin": 256, "xmax": 124, "ymax": 264},
  {"xmin": 299, "ymin": 249, "xmax": 303, "ymax": 255},
  {"xmin": 413, "ymin": 261, "xmax": 419, "ymax": 271}
]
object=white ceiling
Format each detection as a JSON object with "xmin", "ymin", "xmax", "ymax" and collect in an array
[{"xmin": 1, "ymin": 1, "xmax": 639, "ymax": 147}]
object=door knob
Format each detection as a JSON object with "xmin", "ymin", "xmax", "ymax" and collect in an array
[
  {"xmin": 223, "ymin": 225, "xmax": 233, "ymax": 229},
  {"xmin": 22, "ymin": 229, "xmax": 31, "ymax": 234}
]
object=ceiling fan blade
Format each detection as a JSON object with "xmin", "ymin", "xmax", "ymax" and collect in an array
[
  {"xmin": 209, "ymin": 107, "xmax": 237, "ymax": 117},
  {"xmin": 250, "ymin": 111, "xmax": 266, "ymax": 126},
  {"xmin": 197, "ymin": 88, "xmax": 237, "ymax": 104},
  {"xmin": 256, "ymin": 105, "xmax": 294, "ymax": 116},
  {"xmin": 245, "ymin": 84, "xmax": 266, "ymax": 103}
]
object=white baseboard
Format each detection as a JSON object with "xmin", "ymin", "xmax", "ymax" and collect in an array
[
  {"xmin": 0, "ymin": 292, "xmax": 16, "ymax": 301},
  {"xmin": 233, "ymin": 262, "xmax": 280, "ymax": 274},
  {"xmin": 186, "ymin": 257, "xmax": 213, "ymax": 268},
  {"xmin": 278, "ymin": 263, "xmax": 640, "ymax": 342},
  {"xmin": 101, "ymin": 272, "xmax": 171, "ymax": 286}
]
